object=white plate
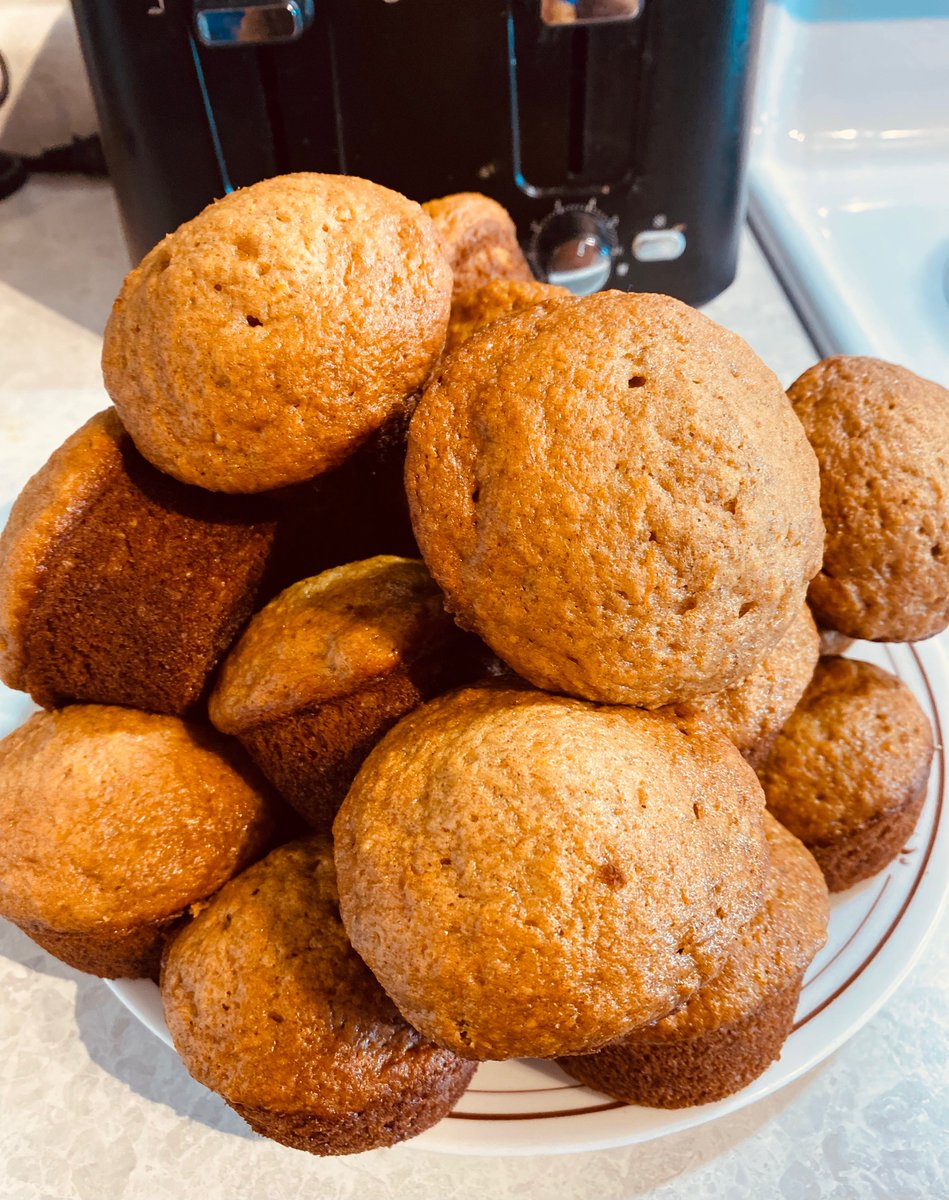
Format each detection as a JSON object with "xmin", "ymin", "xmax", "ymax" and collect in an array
[{"xmin": 1, "ymin": 640, "xmax": 946, "ymax": 1157}]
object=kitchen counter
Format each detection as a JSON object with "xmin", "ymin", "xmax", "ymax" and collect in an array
[{"xmin": 0, "ymin": 175, "xmax": 947, "ymax": 1200}]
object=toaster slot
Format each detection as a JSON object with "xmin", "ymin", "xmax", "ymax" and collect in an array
[
  {"xmin": 192, "ymin": 41, "xmax": 277, "ymax": 187},
  {"xmin": 511, "ymin": 0, "xmax": 646, "ymax": 194}
]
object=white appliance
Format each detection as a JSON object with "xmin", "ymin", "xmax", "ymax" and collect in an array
[{"xmin": 749, "ymin": 0, "xmax": 949, "ymax": 386}]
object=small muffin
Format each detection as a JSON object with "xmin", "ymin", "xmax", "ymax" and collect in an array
[
  {"xmin": 817, "ymin": 625, "xmax": 853, "ymax": 657},
  {"xmin": 662, "ymin": 604, "xmax": 820, "ymax": 769},
  {"xmin": 103, "ymin": 173, "xmax": 452, "ymax": 493},
  {"xmin": 161, "ymin": 838, "xmax": 476, "ymax": 1155},
  {"xmin": 759, "ymin": 657, "xmax": 933, "ymax": 891},
  {"xmin": 789, "ymin": 356, "xmax": 949, "ymax": 641},
  {"xmin": 407, "ymin": 292, "xmax": 824, "ymax": 708},
  {"xmin": 210, "ymin": 557, "xmax": 484, "ymax": 832},
  {"xmin": 445, "ymin": 279, "xmax": 570, "ymax": 354},
  {"xmin": 0, "ymin": 410, "xmax": 277, "ymax": 715},
  {"xmin": 560, "ymin": 814, "xmax": 828, "ymax": 1108},
  {"xmin": 0, "ymin": 706, "xmax": 280, "ymax": 978},
  {"xmin": 334, "ymin": 685, "xmax": 769, "ymax": 1061},
  {"xmin": 423, "ymin": 192, "xmax": 534, "ymax": 296}
]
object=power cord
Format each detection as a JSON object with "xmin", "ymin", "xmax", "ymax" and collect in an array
[{"xmin": 0, "ymin": 48, "xmax": 108, "ymax": 201}]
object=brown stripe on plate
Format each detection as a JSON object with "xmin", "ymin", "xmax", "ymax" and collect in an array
[
  {"xmin": 449, "ymin": 1100, "xmax": 627, "ymax": 1121},
  {"xmin": 799, "ymin": 877, "xmax": 891, "ymax": 994}
]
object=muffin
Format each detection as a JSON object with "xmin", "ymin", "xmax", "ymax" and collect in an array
[
  {"xmin": 560, "ymin": 814, "xmax": 828, "ymax": 1108},
  {"xmin": 789, "ymin": 356, "xmax": 949, "ymax": 641},
  {"xmin": 759, "ymin": 657, "xmax": 933, "ymax": 891},
  {"xmin": 209, "ymin": 557, "xmax": 485, "ymax": 832},
  {"xmin": 423, "ymin": 192, "xmax": 534, "ymax": 296},
  {"xmin": 334, "ymin": 685, "xmax": 769, "ymax": 1061},
  {"xmin": 445, "ymin": 279, "xmax": 570, "ymax": 354},
  {"xmin": 661, "ymin": 604, "xmax": 820, "ymax": 769},
  {"xmin": 0, "ymin": 410, "xmax": 278, "ymax": 715},
  {"xmin": 103, "ymin": 173, "xmax": 452, "ymax": 493},
  {"xmin": 161, "ymin": 838, "xmax": 476, "ymax": 1155},
  {"xmin": 0, "ymin": 705, "xmax": 280, "ymax": 978},
  {"xmin": 407, "ymin": 292, "xmax": 824, "ymax": 707}
]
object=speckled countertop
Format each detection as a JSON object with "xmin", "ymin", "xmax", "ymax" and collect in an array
[{"xmin": 1, "ymin": 8, "xmax": 948, "ymax": 1199}]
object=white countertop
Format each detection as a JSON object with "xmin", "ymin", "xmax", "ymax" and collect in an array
[{"xmin": 0, "ymin": 173, "xmax": 947, "ymax": 1200}]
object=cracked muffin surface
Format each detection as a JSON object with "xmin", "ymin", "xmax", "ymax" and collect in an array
[
  {"xmin": 0, "ymin": 705, "xmax": 278, "ymax": 977},
  {"xmin": 104, "ymin": 173, "xmax": 451, "ymax": 493},
  {"xmin": 759, "ymin": 656, "xmax": 933, "ymax": 890},
  {"xmin": 789, "ymin": 355, "xmax": 949, "ymax": 641},
  {"xmin": 333, "ymin": 684, "xmax": 769, "ymax": 1061},
  {"xmin": 161, "ymin": 838, "xmax": 475, "ymax": 1154},
  {"xmin": 559, "ymin": 813, "xmax": 828, "ymax": 1107},
  {"xmin": 407, "ymin": 291, "xmax": 823, "ymax": 707}
]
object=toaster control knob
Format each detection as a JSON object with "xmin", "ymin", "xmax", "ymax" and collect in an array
[
  {"xmin": 532, "ymin": 206, "xmax": 616, "ymax": 295},
  {"xmin": 194, "ymin": 0, "xmax": 314, "ymax": 46}
]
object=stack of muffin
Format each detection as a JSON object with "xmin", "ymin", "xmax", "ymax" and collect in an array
[{"xmin": 0, "ymin": 174, "xmax": 945, "ymax": 1155}]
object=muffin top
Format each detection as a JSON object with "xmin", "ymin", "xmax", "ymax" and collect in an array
[
  {"xmin": 760, "ymin": 657, "xmax": 934, "ymax": 845},
  {"xmin": 407, "ymin": 292, "xmax": 824, "ymax": 707},
  {"xmin": 662, "ymin": 603, "xmax": 820, "ymax": 768},
  {"xmin": 0, "ymin": 410, "xmax": 125, "ymax": 692},
  {"xmin": 334, "ymin": 685, "xmax": 768, "ymax": 1061},
  {"xmin": 209, "ymin": 556, "xmax": 457, "ymax": 734},
  {"xmin": 636, "ymin": 814, "xmax": 828, "ymax": 1041},
  {"xmin": 103, "ymin": 173, "xmax": 452, "ymax": 493},
  {"xmin": 445, "ymin": 279, "xmax": 570, "ymax": 354},
  {"xmin": 789, "ymin": 356, "xmax": 949, "ymax": 641},
  {"xmin": 162, "ymin": 838, "xmax": 473, "ymax": 1118},
  {"xmin": 423, "ymin": 192, "xmax": 534, "ymax": 296},
  {"xmin": 0, "ymin": 705, "xmax": 277, "ymax": 932}
]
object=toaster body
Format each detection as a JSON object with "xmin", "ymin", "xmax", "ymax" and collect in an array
[{"xmin": 71, "ymin": 0, "xmax": 763, "ymax": 303}]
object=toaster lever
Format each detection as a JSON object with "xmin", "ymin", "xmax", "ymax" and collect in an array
[{"xmin": 194, "ymin": 0, "xmax": 314, "ymax": 47}]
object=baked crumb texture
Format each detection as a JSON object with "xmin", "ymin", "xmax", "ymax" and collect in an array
[
  {"xmin": 560, "ymin": 815, "xmax": 829, "ymax": 1107},
  {"xmin": 161, "ymin": 839, "xmax": 476, "ymax": 1155},
  {"xmin": 759, "ymin": 657, "xmax": 933, "ymax": 891},
  {"xmin": 790, "ymin": 356, "xmax": 949, "ymax": 642}
]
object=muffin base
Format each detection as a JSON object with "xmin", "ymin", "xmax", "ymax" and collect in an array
[
  {"xmin": 239, "ymin": 646, "xmax": 484, "ymax": 833},
  {"xmin": 809, "ymin": 777, "xmax": 928, "ymax": 893},
  {"xmin": 14, "ymin": 912, "xmax": 186, "ymax": 981},
  {"xmin": 20, "ymin": 436, "xmax": 276, "ymax": 715},
  {"xmin": 230, "ymin": 1058, "xmax": 476, "ymax": 1155},
  {"xmin": 559, "ymin": 976, "xmax": 803, "ymax": 1109}
]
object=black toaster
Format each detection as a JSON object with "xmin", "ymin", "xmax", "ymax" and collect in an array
[{"xmin": 71, "ymin": 0, "xmax": 763, "ymax": 303}]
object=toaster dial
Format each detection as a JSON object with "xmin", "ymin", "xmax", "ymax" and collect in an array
[{"xmin": 531, "ymin": 204, "xmax": 618, "ymax": 295}]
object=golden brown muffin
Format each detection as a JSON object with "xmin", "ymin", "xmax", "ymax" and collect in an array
[
  {"xmin": 161, "ymin": 838, "xmax": 476, "ymax": 1155},
  {"xmin": 560, "ymin": 814, "xmax": 828, "ymax": 1107},
  {"xmin": 759, "ymin": 657, "xmax": 933, "ymax": 891},
  {"xmin": 789, "ymin": 356, "xmax": 949, "ymax": 641},
  {"xmin": 0, "ymin": 705, "xmax": 280, "ymax": 978},
  {"xmin": 423, "ymin": 192, "xmax": 534, "ymax": 296},
  {"xmin": 407, "ymin": 292, "xmax": 824, "ymax": 708},
  {"xmin": 209, "ymin": 557, "xmax": 484, "ymax": 832},
  {"xmin": 445, "ymin": 279, "xmax": 570, "ymax": 354},
  {"xmin": 103, "ymin": 173, "xmax": 452, "ymax": 493},
  {"xmin": 0, "ymin": 410, "xmax": 278, "ymax": 715},
  {"xmin": 661, "ymin": 604, "xmax": 820, "ymax": 769},
  {"xmin": 334, "ymin": 685, "xmax": 769, "ymax": 1061}
]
